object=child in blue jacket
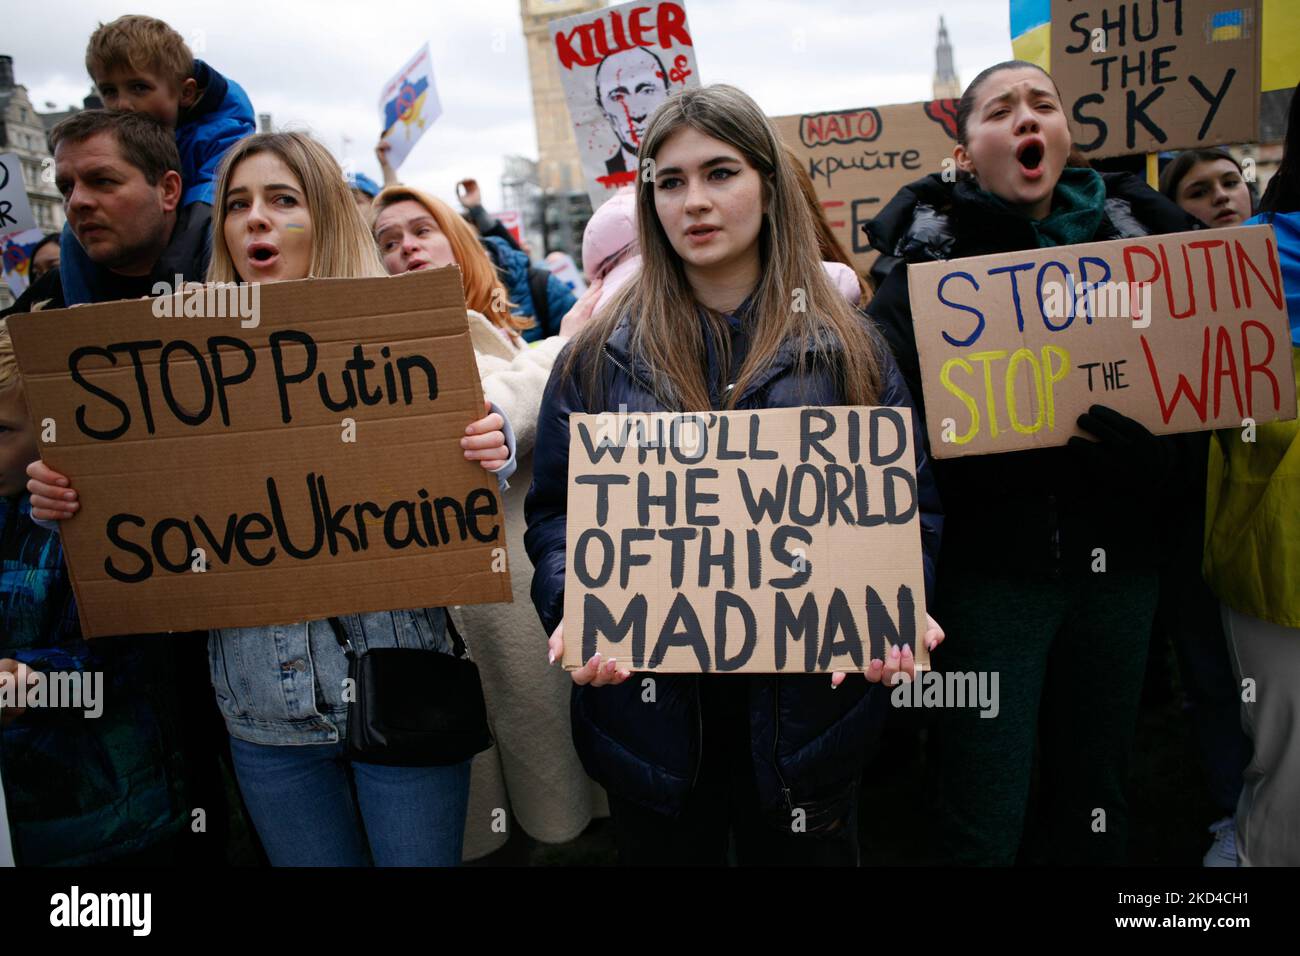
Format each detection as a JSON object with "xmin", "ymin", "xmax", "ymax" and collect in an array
[{"xmin": 59, "ymin": 15, "xmax": 255, "ymax": 305}]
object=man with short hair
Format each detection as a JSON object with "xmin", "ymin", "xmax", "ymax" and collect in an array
[
  {"xmin": 0, "ymin": 108, "xmax": 250, "ymax": 866},
  {"xmin": 1, "ymin": 109, "xmax": 210, "ymax": 316}
]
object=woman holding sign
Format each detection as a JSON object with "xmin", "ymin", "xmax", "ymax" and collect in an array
[
  {"xmin": 372, "ymin": 185, "xmax": 610, "ymax": 860},
  {"xmin": 525, "ymin": 83, "xmax": 945, "ymax": 866},
  {"xmin": 864, "ymin": 60, "xmax": 1201, "ymax": 866},
  {"xmin": 27, "ymin": 131, "xmax": 515, "ymax": 867}
]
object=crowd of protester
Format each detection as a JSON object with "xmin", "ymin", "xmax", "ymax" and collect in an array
[{"xmin": 1, "ymin": 14, "xmax": 1297, "ymax": 868}]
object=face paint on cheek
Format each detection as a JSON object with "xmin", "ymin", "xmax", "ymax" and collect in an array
[{"xmin": 285, "ymin": 223, "xmax": 306, "ymax": 232}]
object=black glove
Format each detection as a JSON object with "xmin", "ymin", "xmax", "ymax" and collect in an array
[{"xmin": 1068, "ymin": 404, "xmax": 1176, "ymax": 490}]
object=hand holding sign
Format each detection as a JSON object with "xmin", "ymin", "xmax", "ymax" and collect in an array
[
  {"xmin": 908, "ymin": 225, "xmax": 1298, "ymax": 458},
  {"xmin": 548, "ymin": 621, "xmax": 633, "ymax": 686},
  {"xmin": 9, "ymin": 270, "xmax": 513, "ymax": 637},
  {"xmin": 548, "ymin": 611, "xmax": 946, "ymax": 688},
  {"xmin": 830, "ymin": 611, "xmax": 944, "ymax": 689},
  {"xmin": 26, "ymin": 459, "xmax": 78, "ymax": 521},
  {"xmin": 562, "ymin": 407, "xmax": 931, "ymax": 675},
  {"xmin": 1069, "ymin": 402, "xmax": 1177, "ymax": 489}
]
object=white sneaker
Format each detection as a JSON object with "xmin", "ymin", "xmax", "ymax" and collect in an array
[{"xmin": 1203, "ymin": 816, "xmax": 1239, "ymax": 867}]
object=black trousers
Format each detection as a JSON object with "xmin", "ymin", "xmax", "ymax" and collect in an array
[{"xmin": 608, "ymin": 676, "xmax": 859, "ymax": 866}]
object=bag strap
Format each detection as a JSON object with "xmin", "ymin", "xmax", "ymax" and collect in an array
[
  {"xmin": 444, "ymin": 609, "xmax": 470, "ymax": 660},
  {"xmin": 328, "ymin": 613, "xmax": 469, "ymax": 660},
  {"xmin": 328, "ymin": 617, "xmax": 355, "ymax": 658}
]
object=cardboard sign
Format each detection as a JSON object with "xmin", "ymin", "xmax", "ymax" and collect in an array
[
  {"xmin": 379, "ymin": 43, "xmax": 442, "ymax": 171},
  {"xmin": 1051, "ymin": 0, "xmax": 1261, "ymax": 158},
  {"xmin": 771, "ymin": 100, "xmax": 961, "ymax": 276},
  {"xmin": 908, "ymin": 224, "xmax": 1297, "ymax": 459},
  {"xmin": 562, "ymin": 407, "xmax": 928, "ymax": 673},
  {"xmin": 6, "ymin": 269, "xmax": 512, "ymax": 637},
  {"xmin": 0, "ymin": 154, "xmax": 37, "ymax": 238},
  {"xmin": 550, "ymin": 0, "xmax": 701, "ymax": 209}
]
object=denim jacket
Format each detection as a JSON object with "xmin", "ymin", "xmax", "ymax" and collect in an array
[{"xmin": 209, "ymin": 406, "xmax": 517, "ymax": 746}]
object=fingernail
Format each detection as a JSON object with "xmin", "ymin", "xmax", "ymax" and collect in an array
[
  {"xmin": 548, "ymin": 650, "xmax": 555, "ymax": 665},
  {"xmin": 460, "ymin": 438, "xmax": 468, "ymax": 447},
  {"xmin": 64, "ymin": 491, "xmax": 76, "ymax": 500},
  {"xmin": 56, "ymin": 477, "xmax": 68, "ymax": 486},
  {"xmin": 927, "ymin": 637, "xmax": 937, "ymax": 652}
]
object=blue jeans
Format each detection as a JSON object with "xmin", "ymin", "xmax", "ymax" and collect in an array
[{"xmin": 229, "ymin": 737, "xmax": 471, "ymax": 866}]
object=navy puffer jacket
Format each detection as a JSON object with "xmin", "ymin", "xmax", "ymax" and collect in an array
[{"xmin": 524, "ymin": 307, "xmax": 942, "ymax": 822}]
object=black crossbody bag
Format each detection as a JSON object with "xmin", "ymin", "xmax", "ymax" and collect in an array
[{"xmin": 328, "ymin": 613, "xmax": 492, "ymax": 767}]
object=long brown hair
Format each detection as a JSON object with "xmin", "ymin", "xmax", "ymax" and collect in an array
[
  {"xmin": 564, "ymin": 83, "xmax": 885, "ymax": 412},
  {"xmin": 782, "ymin": 141, "xmax": 870, "ymax": 305},
  {"xmin": 371, "ymin": 185, "xmax": 530, "ymax": 335},
  {"xmin": 207, "ymin": 132, "xmax": 386, "ymax": 282}
]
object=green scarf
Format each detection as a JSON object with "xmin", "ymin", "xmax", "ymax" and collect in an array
[{"xmin": 979, "ymin": 166, "xmax": 1107, "ymax": 248}]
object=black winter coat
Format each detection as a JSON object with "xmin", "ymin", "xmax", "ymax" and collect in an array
[
  {"xmin": 524, "ymin": 309, "xmax": 943, "ymax": 822},
  {"xmin": 864, "ymin": 171, "xmax": 1202, "ymax": 577}
]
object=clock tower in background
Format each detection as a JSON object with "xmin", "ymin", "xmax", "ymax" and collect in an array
[
  {"xmin": 520, "ymin": 0, "xmax": 604, "ymax": 193},
  {"xmin": 933, "ymin": 16, "xmax": 961, "ymax": 100}
]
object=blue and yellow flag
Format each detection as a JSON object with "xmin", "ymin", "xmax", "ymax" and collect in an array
[
  {"xmin": 1010, "ymin": 0, "xmax": 1051, "ymax": 71},
  {"xmin": 383, "ymin": 76, "xmax": 431, "ymax": 135},
  {"xmin": 377, "ymin": 42, "xmax": 441, "ymax": 171},
  {"xmin": 1210, "ymin": 8, "xmax": 1246, "ymax": 41}
]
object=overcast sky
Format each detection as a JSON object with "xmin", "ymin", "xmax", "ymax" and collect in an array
[{"xmin": 5, "ymin": 0, "xmax": 1014, "ymax": 210}]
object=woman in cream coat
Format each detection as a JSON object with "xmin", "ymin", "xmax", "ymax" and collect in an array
[{"xmin": 372, "ymin": 185, "xmax": 607, "ymax": 859}]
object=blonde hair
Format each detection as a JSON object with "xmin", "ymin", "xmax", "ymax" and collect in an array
[
  {"xmin": 86, "ymin": 15, "xmax": 194, "ymax": 89},
  {"xmin": 372, "ymin": 185, "xmax": 531, "ymax": 335},
  {"xmin": 207, "ymin": 132, "xmax": 387, "ymax": 283},
  {"xmin": 0, "ymin": 323, "xmax": 23, "ymax": 401},
  {"xmin": 566, "ymin": 84, "xmax": 885, "ymax": 411}
]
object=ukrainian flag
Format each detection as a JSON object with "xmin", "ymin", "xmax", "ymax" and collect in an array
[
  {"xmin": 1010, "ymin": 0, "xmax": 1051, "ymax": 71},
  {"xmin": 1211, "ymin": 9, "xmax": 1245, "ymax": 41},
  {"xmin": 383, "ymin": 76, "xmax": 430, "ymax": 133}
]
